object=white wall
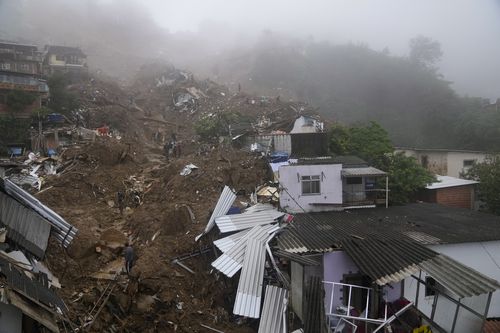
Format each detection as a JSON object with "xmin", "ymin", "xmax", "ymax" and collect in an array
[
  {"xmin": 430, "ymin": 241, "xmax": 500, "ymax": 317},
  {"xmin": 396, "ymin": 149, "xmax": 489, "ymax": 178},
  {"xmin": 279, "ymin": 163, "xmax": 343, "ymax": 213},
  {"xmin": 447, "ymin": 152, "xmax": 488, "ymax": 178},
  {"xmin": 403, "ymin": 271, "xmax": 487, "ymax": 333},
  {"xmin": 0, "ymin": 302, "xmax": 22, "ymax": 333}
]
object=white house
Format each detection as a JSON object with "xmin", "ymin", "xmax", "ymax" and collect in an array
[
  {"xmin": 276, "ymin": 203, "xmax": 500, "ymax": 333},
  {"xmin": 278, "ymin": 156, "xmax": 388, "ymax": 213},
  {"xmin": 396, "ymin": 147, "xmax": 492, "ymax": 178}
]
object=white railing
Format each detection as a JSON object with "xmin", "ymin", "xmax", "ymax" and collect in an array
[{"xmin": 323, "ymin": 281, "xmax": 388, "ymax": 324}]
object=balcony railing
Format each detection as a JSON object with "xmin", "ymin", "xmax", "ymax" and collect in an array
[{"xmin": 342, "ymin": 189, "xmax": 387, "ymax": 207}]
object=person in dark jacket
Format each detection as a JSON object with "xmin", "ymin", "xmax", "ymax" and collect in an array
[{"xmin": 123, "ymin": 243, "xmax": 135, "ymax": 275}]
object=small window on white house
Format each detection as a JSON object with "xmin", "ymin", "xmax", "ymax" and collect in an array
[
  {"xmin": 346, "ymin": 177, "xmax": 363, "ymax": 185},
  {"xmin": 463, "ymin": 159, "xmax": 475, "ymax": 168},
  {"xmin": 0, "ymin": 63, "xmax": 11, "ymax": 70},
  {"xmin": 301, "ymin": 175, "xmax": 320, "ymax": 195},
  {"xmin": 20, "ymin": 63, "xmax": 30, "ymax": 71}
]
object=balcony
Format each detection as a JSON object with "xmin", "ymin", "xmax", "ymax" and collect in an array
[{"xmin": 341, "ymin": 167, "xmax": 388, "ymax": 208}]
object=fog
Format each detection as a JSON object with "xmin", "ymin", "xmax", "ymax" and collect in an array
[{"xmin": 1, "ymin": 0, "xmax": 499, "ymax": 99}]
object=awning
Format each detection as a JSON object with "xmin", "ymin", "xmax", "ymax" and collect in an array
[{"xmin": 341, "ymin": 167, "xmax": 386, "ymax": 177}]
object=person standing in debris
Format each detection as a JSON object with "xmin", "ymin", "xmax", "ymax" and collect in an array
[
  {"xmin": 163, "ymin": 142, "xmax": 170, "ymax": 161},
  {"xmin": 123, "ymin": 242, "xmax": 135, "ymax": 275},
  {"xmin": 117, "ymin": 191, "xmax": 125, "ymax": 215}
]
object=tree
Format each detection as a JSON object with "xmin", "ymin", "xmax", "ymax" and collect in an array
[
  {"xmin": 409, "ymin": 35, "xmax": 443, "ymax": 69},
  {"xmin": 464, "ymin": 156, "xmax": 500, "ymax": 215},
  {"xmin": 5, "ymin": 90, "xmax": 37, "ymax": 113},
  {"xmin": 329, "ymin": 121, "xmax": 435, "ymax": 204},
  {"xmin": 380, "ymin": 153, "xmax": 436, "ymax": 204},
  {"xmin": 47, "ymin": 73, "xmax": 80, "ymax": 116}
]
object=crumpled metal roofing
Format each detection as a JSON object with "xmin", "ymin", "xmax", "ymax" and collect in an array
[
  {"xmin": 1, "ymin": 178, "xmax": 77, "ymax": 249},
  {"xmin": 273, "ymin": 249, "xmax": 321, "ymax": 266},
  {"xmin": 233, "ymin": 237, "xmax": 267, "ymax": 318},
  {"xmin": 212, "ymin": 225, "xmax": 278, "ymax": 277},
  {"xmin": 0, "ymin": 191, "xmax": 50, "ymax": 258},
  {"xmin": 213, "ymin": 224, "xmax": 279, "ymax": 253},
  {"xmin": 341, "ymin": 166, "xmax": 386, "ymax": 177},
  {"xmin": 258, "ymin": 285, "xmax": 288, "ymax": 333},
  {"xmin": 304, "ymin": 276, "xmax": 329, "ymax": 333},
  {"xmin": 195, "ymin": 186, "xmax": 236, "ymax": 241},
  {"xmin": 215, "ymin": 210, "xmax": 284, "ymax": 233},
  {"xmin": 0, "ymin": 256, "xmax": 65, "ymax": 310}
]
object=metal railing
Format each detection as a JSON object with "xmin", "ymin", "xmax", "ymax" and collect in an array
[{"xmin": 323, "ymin": 281, "xmax": 388, "ymax": 324}]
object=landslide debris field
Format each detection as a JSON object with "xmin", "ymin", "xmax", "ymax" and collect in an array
[{"xmin": 33, "ymin": 64, "xmax": 314, "ymax": 332}]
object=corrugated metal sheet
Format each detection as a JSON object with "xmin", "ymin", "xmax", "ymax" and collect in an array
[
  {"xmin": 0, "ymin": 256, "xmax": 65, "ymax": 310},
  {"xmin": 304, "ymin": 276, "xmax": 328, "ymax": 333},
  {"xmin": 420, "ymin": 254, "xmax": 500, "ymax": 298},
  {"xmin": 244, "ymin": 203, "xmax": 276, "ymax": 213},
  {"xmin": 0, "ymin": 190, "xmax": 50, "ymax": 258},
  {"xmin": 258, "ymin": 285, "xmax": 288, "ymax": 333},
  {"xmin": 215, "ymin": 210, "xmax": 284, "ymax": 233},
  {"xmin": 341, "ymin": 167, "xmax": 386, "ymax": 176},
  {"xmin": 233, "ymin": 237, "xmax": 266, "ymax": 318},
  {"xmin": 1, "ymin": 179, "xmax": 77, "ymax": 248},
  {"xmin": 273, "ymin": 249, "xmax": 321, "ymax": 266},
  {"xmin": 213, "ymin": 229, "xmax": 250, "ymax": 253},
  {"xmin": 195, "ymin": 186, "xmax": 236, "ymax": 241},
  {"xmin": 342, "ymin": 238, "xmax": 436, "ymax": 285},
  {"xmin": 212, "ymin": 225, "xmax": 278, "ymax": 277},
  {"xmin": 213, "ymin": 224, "xmax": 278, "ymax": 253}
]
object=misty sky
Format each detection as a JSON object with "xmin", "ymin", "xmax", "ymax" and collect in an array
[{"xmin": 142, "ymin": 0, "xmax": 500, "ymax": 100}]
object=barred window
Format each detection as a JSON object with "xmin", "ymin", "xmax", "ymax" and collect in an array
[{"xmin": 301, "ymin": 175, "xmax": 320, "ymax": 195}]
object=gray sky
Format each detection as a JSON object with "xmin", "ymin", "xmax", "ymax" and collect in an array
[{"xmin": 142, "ymin": 0, "xmax": 500, "ymax": 99}]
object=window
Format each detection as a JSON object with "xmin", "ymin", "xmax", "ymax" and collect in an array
[
  {"xmin": 55, "ymin": 55, "xmax": 65, "ymax": 61},
  {"xmin": 463, "ymin": 159, "xmax": 475, "ymax": 168},
  {"xmin": 301, "ymin": 175, "xmax": 320, "ymax": 195},
  {"xmin": 0, "ymin": 63, "xmax": 11, "ymax": 70},
  {"xmin": 20, "ymin": 63, "xmax": 30, "ymax": 71},
  {"xmin": 425, "ymin": 277, "xmax": 437, "ymax": 296},
  {"xmin": 421, "ymin": 155, "xmax": 429, "ymax": 168},
  {"xmin": 346, "ymin": 177, "xmax": 363, "ymax": 185}
]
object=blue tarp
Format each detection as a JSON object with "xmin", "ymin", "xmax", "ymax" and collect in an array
[
  {"xmin": 227, "ymin": 206, "xmax": 241, "ymax": 215},
  {"xmin": 269, "ymin": 151, "xmax": 289, "ymax": 163}
]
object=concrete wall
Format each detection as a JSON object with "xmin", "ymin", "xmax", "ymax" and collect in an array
[
  {"xmin": 397, "ymin": 149, "xmax": 489, "ymax": 178},
  {"xmin": 249, "ymin": 134, "xmax": 291, "ymax": 154},
  {"xmin": 0, "ymin": 302, "xmax": 22, "ymax": 333},
  {"xmin": 279, "ymin": 163, "xmax": 343, "ymax": 213},
  {"xmin": 430, "ymin": 241, "xmax": 500, "ymax": 317},
  {"xmin": 447, "ymin": 152, "xmax": 488, "ymax": 178},
  {"xmin": 323, "ymin": 251, "xmax": 401, "ymax": 318}
]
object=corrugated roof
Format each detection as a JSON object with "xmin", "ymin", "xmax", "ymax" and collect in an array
[
  {"xmin": 277, "ymin": 208, "xmax": 500, "ymax": 297},
  {"xmin": 258, "ymin": 285, "xmax": 288, "ymax": 333},
  {"xmin": 233, "ymin": 238, "xmax": 267, "ymax": 318},
  {"xmin": 426, "ymin": 175, "xmax": 478, "ymax": 190},
  {"xmin": 0, "ymin": 256, "xmax": 65, "ymax": 310},
  {"xmin": 0, "ymin": 191, "xmax": 50, "ymax": 258},
  {"xmin": 419, "ymin": 254, "xmax": 500, "ymax": 298},
  {"xmin": 213, "ymin": 224, "xmax": 278, "ymax": 253},
  {"xmin": 244, "ymin": 203, "xmax": 276, "ymax": 213},
  {"xmin": 213, "ymin": 229, "xmax": 250, "ymax": 253},
  {"xmin": 341, "ymin": 238, "xmax": 437, "ymax": 285},
  {"xmin": 273, "ymin": 249, "xmax": 321, "ymax": 266},
  {"xmin": 1, "ymin": 179, "xmax": 77, "ymax": 248},
  {"xmin": 278, "ymin": 204, "xmax": 500, "ymax": 251},
  {"xmin": 215, "ymin": 210, "xmax": 284, "ymax": 233},
  {"xmin": 341, "ymin": 167, "xmax": 386, "ymax": 177},
  {"xmin": 195, "ymin": 186, "xmax": 236, "ymax": 241},
  {"xmin": 212, "ymin": 225, "xmax": 277, "ymax": 277}
]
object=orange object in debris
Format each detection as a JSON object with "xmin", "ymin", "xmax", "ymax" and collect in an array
[{"xmin": 97, "ymin": 125, "xmax": 109, "ymax": 136}]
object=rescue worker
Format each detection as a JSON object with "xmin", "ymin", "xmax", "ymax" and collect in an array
[{"xmin": 117, "ymin": 191, "xmax": 125, "ymax": 215}]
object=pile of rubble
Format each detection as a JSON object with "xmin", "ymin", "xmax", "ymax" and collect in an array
[{"xmin": 1, "ymin": 62, "xmax": 319, "ymax": 332}]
